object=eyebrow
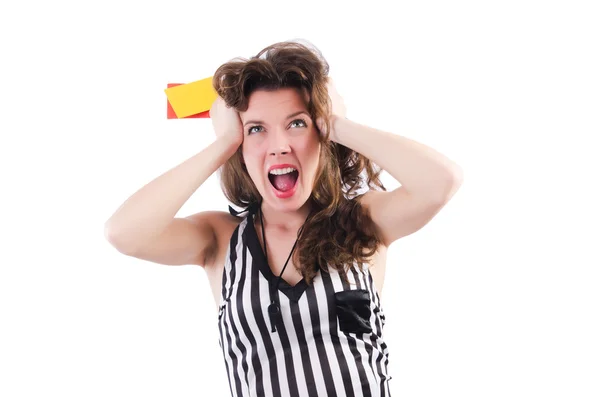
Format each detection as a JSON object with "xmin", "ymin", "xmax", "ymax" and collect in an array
[{"xmin": 243, "ymin": 111, "xmax": 310, "ymax": 127}]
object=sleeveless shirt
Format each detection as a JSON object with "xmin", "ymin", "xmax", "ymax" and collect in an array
[{"xmin": 217, "ymin": 206, "xmax": 392, "ymax": 397}]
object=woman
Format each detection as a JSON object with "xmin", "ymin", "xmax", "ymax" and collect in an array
[{"xmin": 105, "ymin": 40, "xmax": 462, "ymax": 397}]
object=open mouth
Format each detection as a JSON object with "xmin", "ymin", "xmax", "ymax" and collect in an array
[{"xmin": 268, "ymin": 169, "xmax": 299, "ymax": 193}]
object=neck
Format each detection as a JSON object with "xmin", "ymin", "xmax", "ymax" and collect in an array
[{"xmin": 258, "ymin": 200, "xmax": 313, "ymax": 233}]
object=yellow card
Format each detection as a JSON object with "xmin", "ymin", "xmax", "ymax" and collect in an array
[{"xmin": 164, "ymin": 76, "xmax": 218, "ymax": 118}]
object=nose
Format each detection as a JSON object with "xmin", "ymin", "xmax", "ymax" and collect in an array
[{"xmin": 268, "ymin": 127, "xmax": 291, "ymax": 156}]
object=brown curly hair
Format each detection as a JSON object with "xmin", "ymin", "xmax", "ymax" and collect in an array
[{"xmin": 213, "ymin": 39, "xmax": 387, "ymax": 285}]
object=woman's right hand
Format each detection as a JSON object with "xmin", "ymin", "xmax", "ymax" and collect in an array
[{"xmin": 210, "ymin": 96, "xmax": 244, "ymax": 147}]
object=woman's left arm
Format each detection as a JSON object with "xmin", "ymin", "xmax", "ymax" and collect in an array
[
  {"xmin": 320, "ymin": 79, "xmax": 463, "ymax": 246},
  {"xmin": 332, "ymin": 116, "xmax": 463, "ymax": 246},
  {"xmin": 331, "ymin": 115, "xmax": 463, "ymax": 200}
]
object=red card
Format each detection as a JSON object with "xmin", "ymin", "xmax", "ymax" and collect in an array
[{"xmin": 166, "ymin": 83, "xmax": 210, "ymax": 119}]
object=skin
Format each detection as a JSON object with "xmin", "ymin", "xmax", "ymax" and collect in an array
[
  {"xmin": 239, "ymin": 87, "xmax": 321, "ymax": 233},
  {"xmin": 208, "ymin": 84, "xmax": 387, "ymax": 301}
]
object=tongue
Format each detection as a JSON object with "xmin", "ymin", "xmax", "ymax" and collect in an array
[{"xmin": 272, "ymin": 173, "xmax": 296, "ymax": 192}]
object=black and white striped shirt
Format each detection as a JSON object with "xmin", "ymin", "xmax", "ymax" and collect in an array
[{"xmin": 217, "ymin": 208, "xmax": 392, "ymax": 396}]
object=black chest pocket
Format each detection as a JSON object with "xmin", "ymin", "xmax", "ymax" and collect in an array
[{"xmin": 334, "ymin": 289, "xmax": 373, "ymax": 334}]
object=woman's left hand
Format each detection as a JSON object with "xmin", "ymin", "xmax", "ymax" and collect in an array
[{"xmin": 317, "ymin": 77, "xmax": 347, "ymax": 139}]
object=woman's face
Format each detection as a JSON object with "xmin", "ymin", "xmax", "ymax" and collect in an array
[{"xmin": 239, "ymin": 87, "xmax": 321, "ymax": 212}]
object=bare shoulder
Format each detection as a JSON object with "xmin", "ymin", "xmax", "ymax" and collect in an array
[
  {"xmin": 188, "ymin": 210, "xmax": 243, "ymax": 309},
  {"xmin": 364, "ymin": 243, "xmax": 387, "ymax": 299},
  {"xmin": 353, "ymin": 193, "xmax": 389, "ymax": 297},
  {"xmin": 186, "ymin": 210, "xmax": 242, "ymax": 268}
]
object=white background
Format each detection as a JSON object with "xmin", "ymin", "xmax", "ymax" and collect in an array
[{"xmin": 1, "ymin": 0, "xmax": 598, "ymax": 396}]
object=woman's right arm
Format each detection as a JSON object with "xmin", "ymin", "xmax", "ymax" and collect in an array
[
  {"xmin": 104, "ymin": 138, "xmax": 239, "ymax": 266},
  {"xmin": 104, "ymin": 96, "xmax": 245, "ymax": 267}
]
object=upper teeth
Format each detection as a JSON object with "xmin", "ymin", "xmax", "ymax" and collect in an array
[{"xmin": 269, "ymin": 167, "xmax": 297, "ymax": 175}]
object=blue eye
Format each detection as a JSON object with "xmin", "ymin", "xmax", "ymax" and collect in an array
[
  {"xmin": 248, "ymin": 125, "xmax": 262, "ymax": 134},
  {"xmin": 290, "ymin": 119, "xmax": 308, "ymax": 128}
]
